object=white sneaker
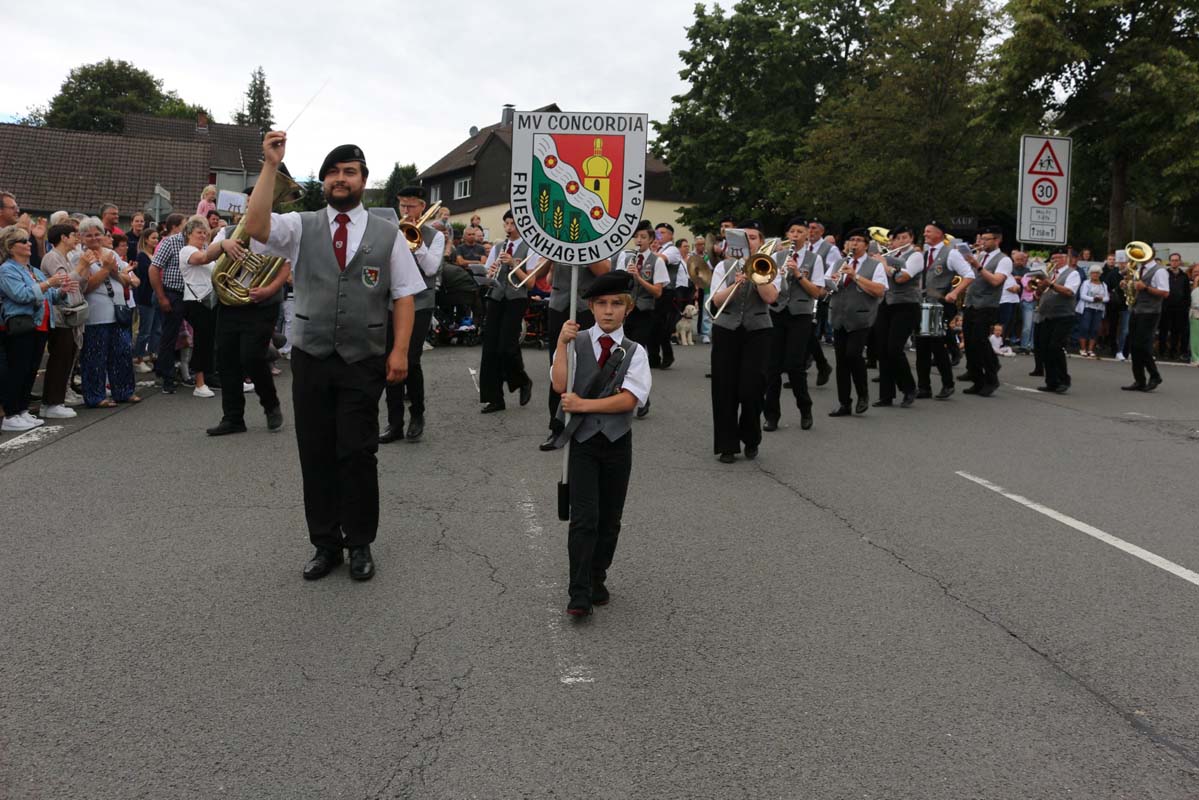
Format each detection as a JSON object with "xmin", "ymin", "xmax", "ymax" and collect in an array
[
  {"xmin": 701, "ymin": 335, "xmax": 711, "ymax": 344},
  {"xmin": 64, "ymin": 388, "xmax": 84, "ymax": 407},
  {"xmin": 41, "ymin": 404, "xmax": 77, "ymax": 419},
  {"xmin": 134, "ymin": 361, "xmax": 153, "ymax": 374},
  {"xmin": 1115, "ymin": 353, "xmax": 1126, "ymax": 361},
  {"xmin": 423, "ymin": 341, "xmax": 434, "ymax": 351},
  {"xmin": 193, "ymin": 385, "xmax": 215, "ymax": 398},
  {"xmin": 21, "ymin": 411, "xmax": 45, "ymax": 427},
  {"xmin": 2, "ymin": 415, "xmax": 37, "ymax": 432},
  {"xmin": 242, "ymin": 382, "xmax": 255, "ymax": 393}
]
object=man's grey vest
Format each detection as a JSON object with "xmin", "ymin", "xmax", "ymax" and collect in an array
[
  {"xmin": 549, "ymin": 261, "xmax": 598, "ymax": 313},
  {"xmin": 292, "ymin": 211, "xmax": 397, "ymax": 364},
  {"xmin": 827, "ymin": 255, "xmax": 883, "ymax": 332},
  {"xmin": 712, "ymin": 258, "xmax": 773, "ymax": 332},
  {"xmin": 921, "ymin": 245, "xmax": 954, "ymax": 301},
  {"xmin": 884, "ymin": 249, "xmax": 922, "ymax": 306},
  {"xmin": 219, "ymin": 223, "xmax": 283, "ymax": 306},
  {"xmin": 1132, "ymin": 263, "xmax": 1164, "ymax": 315},
  {"xmin": 1037, "ymin": 267, "xmax": 1076, "ymax": 320},
  {"xmin": 664, "ymin": 255, "xmax": 682, "ymax": 290},
  {"xmin": 487, "ymin": 239, "xmax": 531, "ymax": 302},
  {"xmin": 628, "ymin": 251, "xmax": 660, "ymax": 312},
  {"xmin": 771, "ymin": 248, "xmax": 819, "ymax": 316},
  {"xmin": 554, "ymin": 333, "xmax": 639, "ymax": 445},
  {"xmin": 964, "ymin": 250, "xmax": 1004, "ymax": 309},
  {"xmin": 413, "ymin": 224, "xmax": 440, "ymax": 312}
]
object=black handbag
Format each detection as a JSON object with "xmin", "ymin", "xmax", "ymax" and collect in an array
[
  {"xmin": 4, "ymin": 313, "xmax": 35, "ymax": 335},
  {"xmin": 104, "ymin": 276, "xmax": 133, "ymax": 328}
]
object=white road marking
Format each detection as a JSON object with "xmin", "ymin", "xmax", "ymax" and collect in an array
[
  {"xmin": 956, "ymin": 471, "xmax": 1199, "ymax": 588},
  {"xmin": 0, "ymin": 425, "xmax": 65, "ymax": 453},
  {"xmin": 467, "ymin": 367, "xmax": 480, "ymax": 394},
  {"xmin": 518, "ymin": 480, "xmax": 595, "ymax": 685},
  {"xmin": 1123, "ymin": 411, "xmax": 1152, "ymax": 418},
  {"xmin": 1008, "ymin": 385, "xmax": 1041, "ymax": 393}
]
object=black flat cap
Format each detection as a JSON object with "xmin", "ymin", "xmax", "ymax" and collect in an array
[
  {"xmin": 319, "ymin": 144, "xmax": 367, "ymax": 180},
  {"xmin": 737, "ymin": 219, "xmax": 763, "ymax": 232},
  {"xmin": 845, "ymin": 227, "xmax": 870, "ymax": 241},
  {"xmin": 584, "ymin": 270, "xmax": 635, "ymax": 298},
  {"xmin": 927, "ymin": 220, "xmax": 947, "ymax": 234}
]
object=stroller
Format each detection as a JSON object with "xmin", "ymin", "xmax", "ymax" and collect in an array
[{"xmin": 433, "ymin": 261, "xmax": 483, "ymax": 346}]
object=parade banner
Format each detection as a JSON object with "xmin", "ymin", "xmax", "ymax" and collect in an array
[{"xmin": 510, "ymin": 111, "xmax": 648, "ymax": 265}]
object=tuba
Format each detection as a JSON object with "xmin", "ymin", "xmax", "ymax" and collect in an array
[
  {"xmin": 1123, "ymin": 241, "xmax": 1154, "ymax": 307},
  {"xmin": 211, "ymin": 169, "xmax": 305, "ymax": 306}
]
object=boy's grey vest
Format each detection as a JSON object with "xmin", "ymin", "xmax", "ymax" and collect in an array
[
  {"xmin": 291, "ymin": 211, "xmax": 397, "ymax": 364},
  {"xmin": 220, "ymin": 224, "xmax": 283, "ymax": 306},
  {"xmin": 770, "ymin": 248, "xmax": 819, "ymax": 316},
  {"xmin": 413, "ymin": 224, "xmax": 440, "ymax": 312},
  {"xmin": 1132, "ymin": 263, "xmax": 1164, "ymax": 315},
  {"xmin": 487, "ymin": 240, "xmax": 531, "ymax": 302},
  {"xmin": 627, "ymin": 251, "xmax": 660, "ymax": 312},
  {"xmin": 1036, "ymin": 268, "xmax": 1076, "ymax": 320},
  {"xmin": 884, "ymin": 249, "xmax": 922, "ymax": 306},
  {"xmin": 712, "ymin": 257, "xmax": 774, "ymax": 331},
  {"xmin": 964, "ymin": 250, "xmax": 1004, "ymax": 309},
  {"xmin": 549, "ymin": 262, "xmax": 598, "ymax": 314},
  {"xmin": 921, "ymin": 245, "xmax": 954, "ymax": 301},
  {"xmin": 554, "ymin": 334, "xmax": 639, "ymax": 445},
  {"xmin": 827, "ymin": 255, "xmax": 883, "ymax": 332}
]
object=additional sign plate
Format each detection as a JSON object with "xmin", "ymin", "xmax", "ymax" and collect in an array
[
  {"xmin": 216, "ymin": 190, "xmax": 247, "ymax": 215},
  {"xmin": 154, "ymin": 183, "xmax": 172, "ymax": 201},
  {"xmin": 510, "ymin": 111, "xmax": 648, "ymax": 265},
  {"xmin": 1018, "ymin": 135, "xmax": 1071, "ymax": 245}
]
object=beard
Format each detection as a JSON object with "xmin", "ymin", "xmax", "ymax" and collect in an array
[{"xmin": 326, "ymin": 183, "xmax": 364, "ymax": 212}]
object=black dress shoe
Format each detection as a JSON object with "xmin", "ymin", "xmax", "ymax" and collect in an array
[
  {"xmin": 1145, "ymin": 377, "xmax": 1162, "ymax": 392},
  {"xmin": 854, "ymin": 398, "xmax": 869, "ymax": 414},
  {"xmin": 1035, "ymin": 385, "xmax": 1057, "ymax": 392},
  {"xmin": 303, "ymin": 547, "xmax": 343, "ymax": 580},
  {"xmin": 266, "ymin": 406, "xmax": 284, "ymax": 432},
  {"xmin": 949, "ymin": 354, "xmax": 961, "ymax": 367},
  {"xmin": 816, "ymin": 365, "xmax": 832, "ymax": 386},
  {"xmin": 935, "ymin": 386, "xmax": 955, "ymax": 400},
  {"xmin": 348, "ymin": 546, "xmax": 375, "ymax": 581},
  {"xmin": 957, "ymin": 372, "xmax": 978, "ymax": 383},
  {"xmin": 962, "ymin": 385, "xmax": 982, "ymax": 395},
  {"xmin": 763, "ymin": 419, "xmax": 779, "ymax": 432},
  {"xmin": 872, "ymin": 399, "xmax": 893, "ymax": 408},
  {"xmin": 718, "ymin": 452, "xmax": 737, "ymax": 463},
  {"xmin": 1029, "ymin": 369, "xmax": 1044, "ymax": 377},
  {"xmin": 406, "ymin": 414, "xmax": 424, "ymax": 441},
  {"xmin": 481, "ymin": 402, "xmax": 506, "ymax": 413},
  {"xmin": 636, "ymin": 400, "xmax": 650, "ymax": 419},
  {"xmin": 744, "ymin": 445, "xmax": 758, "ymax": 460},
  {"xmin": 871, "ymin": 375, "xmax": 881, "ymax": 383},
  {"xmin": 592, "ymin": 580, "xmax": 610, "ymax": 605},
  {"xmin": 519, "ymin": 380, "xmax": 533, "ymax": 406},
  {"xmin": 566, "ymin": 603, "xmax": 592, "ymax": 618},
  {"xmin": 916, "ymin": 389, "xmax": 932, "ymax": 399},
  {"xmin": 661, "ymin": 359, "xmax": 674, "ymax": 369},
  {"xmin": 1052, "ymin": 385, "xmax": 1069, "ymax": 394},
  {"xmin": 829, "ymin": 405, "xmax": 851, "ymax": 417},
  {"xmin": 539, "ymin": 432, "xmax": 560, "ymax": 451},
  {"xmin": 378, "ymin": 423, "xmax": 404, "ymax": 444},
  {"xmin": 800, "ymin": 413, "xmax": 813, "ymax": 430},
  {"xmin": 978, "ymin": 382, "xmax": 998, "ymax": 397},
  {"xmin": 900, "ymin": 392, "xmax": 915, "ymax": 408},
  {"xmin": 1121, "ymin": 383, "xmax": 1147, "ymax": 392},
  {"xmin": 782, "ymin": 380, "xmax": 792, "ymax": 389},
  {"xmin": 206, "ymin": 419, "xmax": 247, "ymax": 436}
]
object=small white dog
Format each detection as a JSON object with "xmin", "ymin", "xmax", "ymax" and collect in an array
[{"xmin": 675, "ymin": 304, "xmax": 698, "ymax": 346}]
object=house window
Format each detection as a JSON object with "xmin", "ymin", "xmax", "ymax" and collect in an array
[
  {"xmin": 429, "ymin": 184, "xmax": 441, "ymax": 204},
  {"xmin": 453, "ymin": 177, "xmax": 471, "ymax": 199}
]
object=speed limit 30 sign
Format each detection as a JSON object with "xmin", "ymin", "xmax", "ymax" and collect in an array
[{"xmin": 1017, "ymin": 135, "xmax": 1071, "ymax": 245}]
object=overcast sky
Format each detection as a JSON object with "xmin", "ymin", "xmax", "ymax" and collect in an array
[{"xmin": 6, "ymin": 1, "xmax": 729, "ymax": 182}]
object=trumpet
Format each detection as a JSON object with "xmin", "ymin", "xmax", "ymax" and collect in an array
[
  {"xmin": 707, "ymin": 237, "xmax": 780, "ymax": 320},
  {"xmin": 399, "ymin": 201, "xmax": 443, "ymax": 251}
]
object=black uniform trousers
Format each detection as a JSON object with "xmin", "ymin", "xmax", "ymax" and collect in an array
[
  {"xmin": 710, "ymin": 325, "xmax": 770, "ymax": 455},
  {"xmin": 384, "ymin": 308, "xmax": 433, "ymax": 425},
  {"xmin": 1130, "ymin": 311, "xmax": 1162, "ymax": 385},
  {"xmin": 916, "ymin": 302, "xmax": 957, "ymax": 392},
  {"xmin": 216, "ymin": 302, "xmax": 280, "ymax": 424},
  {"xmin": 832, "ymin": 325, "xmax": 871, "ymax": 407},
  {"xmin": 962, "ymin": 305, "xmax": 1000, "ymax": 387},
  {"xmin": 154, "ymin": 289, "xmax": 185, "ymax": 386},
  {"xmin": 807, "ymin": 308, "xmax": 831, "ymax": 371},
  {"xmin": 866, "ymin": 307, "xmax": 888, "ymax": 366},
  {"xmin": 479, "ymin": 297, "xmax": 529, "ymax": 404},
  {"xmin": 567, "ymin": 430, "xmax": 632, "ymax": 606},
  {"xmin": 764, "ymin": 310, "xmax": 813, "ymax": 422},
  {"xmin": 878, "ymin": 302, "xmax": 919, "ymax": 402},
  {"xmin": 625, "ymin": 307, "xmax": 655, "ymax": 351},
  {"xmin": 1035, "ymin": 315, "xmax": 1073, "ymax": 389},
  {"xmin": 291, "ymin": 348, "xmax": 386, "ymax": 549},
  {"xmin": 546, "ymin": 306, "xmax": 595, "ymax": 434}
]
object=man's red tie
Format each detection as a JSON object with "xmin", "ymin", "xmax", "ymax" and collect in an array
[
  {"xmin": 927, "ymin": 247, "xmax": 934, "ymax": 270},
  {"xmin": 598, "ymin": 334, "xmax": 614, "ymax": 368},
  {"xmin": 333, "ymin": 213, "xmax": 350, "ymax": 271},
  {"xmin": 978, "ymin": 251, "xmax": 989, "ymax": 270}
]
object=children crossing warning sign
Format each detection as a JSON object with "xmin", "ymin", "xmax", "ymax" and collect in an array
[{"xmin": 1017, "ymin": 135, "xmax": 1071, "ymax": 245}]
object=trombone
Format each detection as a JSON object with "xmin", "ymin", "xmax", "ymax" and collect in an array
[
  {"xmin": 706, "ymin": 237, "xmax": 780, "ymax": 320},
  {"xmin": 506, "ymin": 255, "xmax": 545, "ymax": 288},
  {"xmin": 399, "ymin": 201, "xmax": 443, "ymax": 251}
]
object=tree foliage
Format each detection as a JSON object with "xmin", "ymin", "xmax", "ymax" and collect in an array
[
  {"xmin": 232, "ymin": 67, "xmax": 274, "ymax": 132},
  {"xmin": 379, "ymin": 163, "xmax": 420, "ymax": 209},
  {"xmin": 42, "ymin": 59, "xmax": 210, "ymax": 133}
]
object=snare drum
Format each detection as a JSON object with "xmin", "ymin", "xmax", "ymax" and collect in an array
[{"xmin": 916, "ymin": 301, "xmax": 945, "ymax": 337}]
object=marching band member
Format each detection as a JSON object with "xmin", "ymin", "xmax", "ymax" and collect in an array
[
  {"xmin": 915, "ymin": 221, "xmax": 973, "ymax": 400},
  {"xmin": 1122, "ymin": 251, "xmax": 1170, "ymax": 391},
  {"xmin": 551, "ymin": 270, "xmax": 651, "ymax": 617},
  {"xmin": 764, "ymin": 217, "xmax": 824, "ymax": 431},
  {"xmin": 875, "ymin": 226, "xmax": 923, "ymax": 407},
  {"xmin": 245, "ymin": 134, "xmax": 425, "ymax": 582},
  {"xmin": 478, "ymin": 210, "xmax": 536, "ymax": 413},
  {"xmin": 960, "ymin": 225, "xmax": 1012, "ymax": 397},
  {"xmin": 651, "ymin": 222, "xmax": 687, "ymax": 369},
  {"xmin": 380, "ymin": 186, "xmax": 443, "ymax": 443},
  {"xmin": 709, "ymin": 221, "xmax": 781, "ymax": 462},
  {"xmin": 824, "ymin": 229, "xmax": 888, "ymax": 416},
  {"xmin": 1032, "ymin": 247, "xmax": 1079, "ymax": 393},
  {"xmin": 805, "ymin": 218, "xmax": 837, "ymax": 385},
  {"xmin": 616, "ymin": 220, "xmax": 668, "ymax": 416}
]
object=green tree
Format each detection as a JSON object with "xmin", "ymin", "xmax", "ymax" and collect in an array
[
  {"xmin": 379, "ymin": 162, "xmax": 420, "ymax": 209},
  {"xmin": 298, "ymin": 173, "xmax": 325, "ymax": 212},
  {"xmin": 232, "ymin": 67, "xmax": 274, "ymax": 132},
  {"xmin": 43, "ymin": 59, "xmax": 209, "ymax": 133}
]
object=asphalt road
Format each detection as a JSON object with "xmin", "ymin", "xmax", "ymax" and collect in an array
[{"xmin": 2, "ymin": 341, "xmax": 1198, "ymax": 799}]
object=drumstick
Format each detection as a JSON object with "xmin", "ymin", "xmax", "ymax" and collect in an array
[{"xmin": 284, "ymin": 78, "xmax": 331, "ymax": 132}]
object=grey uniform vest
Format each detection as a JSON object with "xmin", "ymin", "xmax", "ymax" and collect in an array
[
  {"xmin": 1037, "ymin": 268, "xmax": 1076, "ymax": 320},
  {"xmin": 664, "ymin": 257, "xmax": 682, "ymax": 290},
  {"xmin": 220, "ymin": 224, "xmax": 284, "ymax": 306},
  {"xmin": 712, "ymin": 258, "xmax": 773, "ymax": 332},
  {"xmin": 554, "ymin": 333, "xmax": 639, "ymax": 444},
  {"xmin": 964, "ymin": 250, "xmax": 1004, "ymax": 309},
  {"xmin": 921, "ymin": 246, "xmax": 954, "ymax": 301},
  {"xmin": 291, "ymin": 211, "xmax": 397, "ymax": 363},
  {"xmin": 413, "ymin": 224, "xmax": 440, "ymax": 312},
  {"xmin": 628, "ymin": 251, "xmax": 660, "ymax": 312},
  {"xmin": 771, "ymin": 249, "xmax": 819, "ymax": 316},
  {"xmin": 884, "ymin": 250, "xmax": 922, "ymax": 306},
  {"xmin": 827, "ymin": 256, "xmax": 883, "ymax": 332},
  {"xmin": 487, "ymin": 240, "xmax": 531, "ymax": 302},
  {"xmin": 549, "ymin": 262, "xmax": 598, "ymax": 313},
  {"xmin": 1133, "ymin": 264, "xmax": 1164, "ymax": 315}
]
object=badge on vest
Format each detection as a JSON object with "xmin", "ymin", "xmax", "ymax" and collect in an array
[{"xmin": 362, "ymin": 266, "xmax": 380, "ymax": 288}]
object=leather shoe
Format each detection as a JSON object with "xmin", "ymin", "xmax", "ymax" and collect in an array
[
  {"xmin": 303, "ymin": 547, "xmax": 343, "ymax": 580},
  {"xmin": 872, "ymin": 399, "xmax": 893, "ymax": 408},
  {"xmin": 1121, "ymin": 383, "xmax": 1146, "ymax": 391},
  {"xmin": 566, "ymin": 604, "xmax": 592, "ymax": 618},
  {"xmin": 1145, "ymin": 377, "xmax": 1162, "ymax": 392},
  {"xmin": 915, "ymin": 389, "xmax": 932, "ymax": 399},
  {"xmin": 1052, "ymin": 385, "xmax": 1069, "ymax": 394},
  {"xmin": 744, "ymin": 445, "xmax": 758, "ymax": 460},
  {"xmin": 406, "ymin": 414, "xmax": 425, "ymax": 442},
  {"xmin": 854, "ymin": 398, "xmax": 869, "ymax": 414},
  {"xmin": 957, "ymin": 372, "xmax": 978, "ymax": 383},
  {"xmin": 1035, "ymin": 385, "xmax": 1056, "ymax": 392},
  {"xmin": 349, "ymin": 546, "xmax": 375, "ymax": 581},
  {"xmin": 816, "ymin": 365, "xmax": 832, "ymax": 386},
  {"xmin": 539, "ymin": 432, "xmax": 560, "ymax": 451},
  {"xmin": 592, "ymin": 581, "xmax": 610, "ymax": 606},
  {"xmin": 1029, "ymin": 369, "xmax": 1044, "ymax": 377},
  {"xmin": 266, "ymin": 406, "xmax": 284, "ymax": 432},
  {"xmin": 763, "ymin": 419, "xmax": 779, "ymax": 432},
  {"xmin": 636, "ymin": 400, "xmax": 650, "ymax": 419},
  {"xmin": 718, "ymin": 452, "xmax": 737, "ymax": 463},
  {"xmin": 519, "ymin": 379, "xmax": 533, "ymax": 406},
  {"xmin": 962, "ymin": 385, "xmax": 981, "ymax": 395},
  {"xmin": 978, "ymin": 382, "xmax": 998, "ymax": 397},
  {"xmin": 206, "ymin": 419, "xmax": 247, "ymax": 437},
  {"xmin": 481, "ymin": 402, "xmax": 506, "ymax": 413},
  {"xmin": 800, "ymin": 413, "xmax": 813, "ymax": 430},
  {"xmin": 378, "ymin": 423, "xmax": 404, "ymax": 444},
  {"xmin": 829, "ymin": 405, "xmax": 851, "ymax": 417},
  {"xmin": 935, "ymin": 386, "xmax": 955, "ymax": 400},
  {"xmin": 900, "ymin": 392, "xmax": 915, "ymax": 408}
]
